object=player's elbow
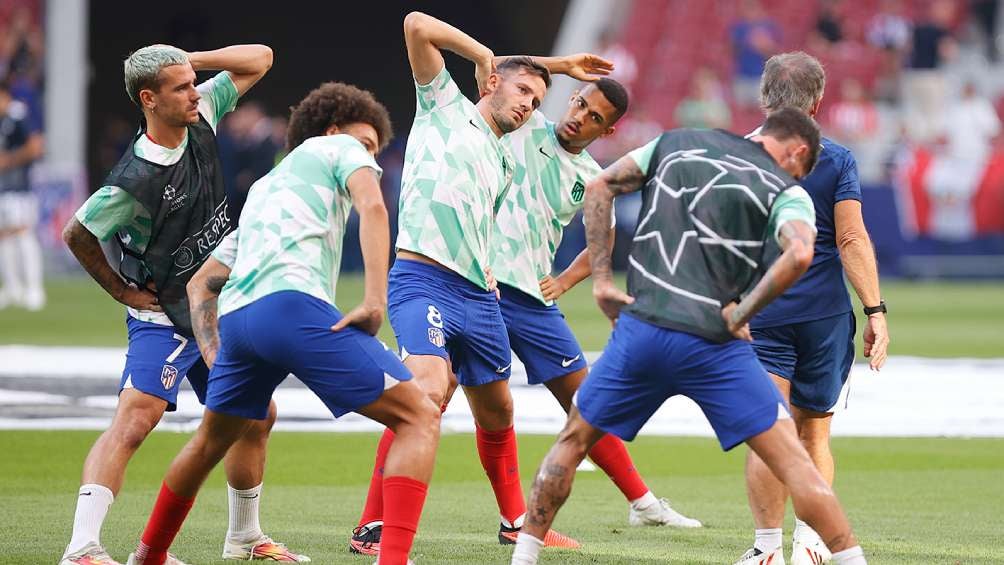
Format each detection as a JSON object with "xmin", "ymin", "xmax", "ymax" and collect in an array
[
  {"xmin": 837, "ymin": 228, "xmax": 866, "ymax": 253},
  {"xmin": 257, "ymin": 45, "xmax": 274, "ymax": 73},
  {"xmin": 357, "ymin": 199, "xmax": 389, "ymax": 223},
  {"xmin": 404, "ymin": 11, "xmax": 431, "ymax": 41},
  {"xmin": 61, "ymin": 217, "xmax": 83, "ymax": 248}
]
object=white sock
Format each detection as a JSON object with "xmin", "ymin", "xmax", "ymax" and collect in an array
[
  {"xmin": 66, "ymin": 484, "xmax": 114, "ymax": 555},
  {"xmin": 629, "ymin": 490, "xmax": 658, "ymax": 511},
  {"xmin": 794, "ymin": 517, "xmax": 822, "ymax": 545},
  {"xmin": 227, "ymin": 483, "xmax": 264, "ymax": 543},
  {"xmin": 832, "ymin": 545, "xmax": 866, "ymax": 564},
  {"xmin": 0, "ymin": 236, "xmax": 21, "ymax": 301},
  {"xmin": 16, "ymin": 231, "xmax": 44, "ymax": 300},
  {"xmin": 754, "ymin": 527, "xmax": 782, "ymax": 553},
  {"xmin": 510, "ymin": 532, "xmax": 544, "ymax": 565}
]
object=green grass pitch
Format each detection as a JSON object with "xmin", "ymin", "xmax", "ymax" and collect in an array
[
  {"xmin": 1, "ymin": 276, "xmax": 1003, "ymax": 358},
  {"xmin": 2, "ymin": 431, "xmax": 1002, "ymax": 564}
]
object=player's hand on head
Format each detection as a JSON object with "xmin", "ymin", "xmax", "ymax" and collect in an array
[
  {"xmin": 119, "ymin": 284, "xmax": 161, "ymax": 312},
  {"xmin": 540, "ymin": 275, "xmax": 568, "ymax": 301},
  {"xmin": 475, "ymin": 54, "xmax": 496, "ymax": 97},
  {"xmin": 563, "ymin": 53, "xmax": 614, "ymax": 82},
  {"xmin": 721, "ymin": 302, "xmax": 752, "ymax": 342},
  {"xmin": 863, "ymin": 313, "xmax": 889, "ymax": 371},
  {"xmin": 593, "ymin": 282, "xmax": 634, "ymax": 325},
  {"xmin": 331, "ymin": 302, "xmax": 385, "ymax": 336}
]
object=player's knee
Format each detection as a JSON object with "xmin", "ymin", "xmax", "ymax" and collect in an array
[{"xmin": 110, "ymin": 416, "xmax": 157, "ymax": 451}]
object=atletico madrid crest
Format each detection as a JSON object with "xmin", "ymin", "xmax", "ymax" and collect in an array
[
  {"xmin": 428, "ymin": 327, "xmax": 446, "ymax": 348},
  {"xmin": 161, "ymin": 364, "xmax": 179, "ymax": 390}
]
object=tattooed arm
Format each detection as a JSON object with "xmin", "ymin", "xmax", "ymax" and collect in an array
[
  {"xmin": 187, "ymin": 257, "xmax": 231, "ymax": 368},
  {"xmin": 584, "ymin": 155, "xmax": 644, "ymax": 322},
  {"xmin": 722, "ymin": 219, "xmax": 815, "ymax": 340},
  {"xmin": 62, "ymin": 217, "xmax": 161, "ymax": 311}
]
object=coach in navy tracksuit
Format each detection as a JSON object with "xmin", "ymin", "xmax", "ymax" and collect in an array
[{"xmin": 736, "ymin": 52, "xmax": 890, "ymax": 565}]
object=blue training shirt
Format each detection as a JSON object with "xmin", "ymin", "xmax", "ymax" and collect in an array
[{"xmin": 752, "ymin": 137, "xmax": 861, "ymax": 328}]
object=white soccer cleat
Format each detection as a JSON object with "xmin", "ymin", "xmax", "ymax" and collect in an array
[
  {"xmin": 791, "ymin": 537, "xmax": 832, "ymax": 564},
  {"xmin": 59, "ymin": 542, "xmax": 122, "ymax": 565},
  {"xmin": 125, "ymin": 553, "xmax": 191, "ymax": 565},
  {"xmin": 223, "ymin": 534, "xmax": 311, "ymax": 562},
  {"xmin": 734, "ymin": 547, "xmax": 786, "ymax": 565},
  {"xmin": 628, "ymin": 497, "xmax": 703, "ymax": 528}
]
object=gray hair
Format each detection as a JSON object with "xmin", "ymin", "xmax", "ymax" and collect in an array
[
  {"xmin": 123, "ymin": 44, "xmax": 189, "ymax": 106},
  {"xmin": 759, "ymin": 51, "xmax": 826, "ymax": 113}
]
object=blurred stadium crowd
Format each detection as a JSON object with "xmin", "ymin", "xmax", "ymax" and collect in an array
[{"xmin": 3, "ymin": 0, "xmax": 1003, "ymax": 315}]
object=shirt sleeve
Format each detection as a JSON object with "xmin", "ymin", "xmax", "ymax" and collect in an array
[
  {"xmin": 768, "ymin": 185, "xmax": 817, "ymax": 244},
  {"xmin": 74, "ymin": 186, "xmax": 149, "ymax": 242},
  {"xmin": 834, "ymin": 150, "xmax": 862, "ymax": 203},
  {"xmin": 196, "ymin": 71, "xmax": 240, "ymax": 131},
  {"xmin": 627, "ymin": 136, "xmax": 660, "ymax": 173},
  {"xmin": 330, "ymin": 135, "xmax": 383, "ymax": 189},
  {"xmin": 211, "ymin": 229, "xmax": 239, "ymax": 268},
  {"xmin": 415, "ymin": 66, "xmax": 465, "ymax": 116}
]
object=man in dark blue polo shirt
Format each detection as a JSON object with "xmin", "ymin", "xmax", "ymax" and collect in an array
[
  {"xmin": 735, "ymin": 52, "xmax": 889, "ymax": 565},
  {"xmin": 0, "ymin": 77, "xmax": 45, "ymax": 310}
]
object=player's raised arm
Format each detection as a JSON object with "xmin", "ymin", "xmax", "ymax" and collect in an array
[
  {"xmin": 403, "ymin": 11, "xmax": 494, "ymax": 89},
  {"xmin": 494, "ymin": 53, "xmax": 614, "ymax": 82},
  {"xmin": 333, "ymin": 168, "xmax": 390, "ymax": 336},
  {"xmin": 724, "ymin": 215, "xmax": 816, "ymax": 341},
  {"xmin": 187, "ymin": 44, "xmax": 273, "ymax": 97},
  {"xmin": 186, "ymin": 255, "xmax": 231, "ymax": 368},
  {"xmin": 584, "ymin": 154, "xmax": 644, "ymax": 322}
]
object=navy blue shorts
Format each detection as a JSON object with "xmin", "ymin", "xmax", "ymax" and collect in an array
[
  {"xmin": 577, "ymin": 313, "xmax": 787, "ymax": 451},
  {"xmin": 751, "ymin": 312, "xmax": 856, "ymax": 413},
  {"xmin": 498, "ymin": 283, "xmax": 587, "ymax": 385},
  {"xmin": 206, "ymin": 291, "xmax": 412, "ymax": 420},
  {"xmin": 121, "ymin": 315, "xmax": 208, "ymax": 411},
  {"xmin": 387, "ymin": 259, "xmax": 511, "ymax": 387}
]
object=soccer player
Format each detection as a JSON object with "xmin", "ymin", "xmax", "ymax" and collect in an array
[
  {"xmin": 58, "ymin": 44, "xmax": 307, "ymax": 564},
  {"xmin": 511, "ymin": 108, "xmax": 869, "ymax": 565},
  {"xmin": 490, "ymin": 76, "xmax": 701, "ymax": 528},
  {"xmin": 736, "ymin": 52, "xmax": 889, "ymax": 565},
  {"xmin": 0, "ymin": 77, "xmax": 45, "ymax": 310},
  {"xmin": 125, "ymin": 81, "xmax": 441, "ymax": 565},
  {"xmin": 348, "ymin": 11, "xmax": 609, "ymax": 554}
]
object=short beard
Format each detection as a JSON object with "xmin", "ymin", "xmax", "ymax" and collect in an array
[{"xmin": 488, "ymin": 93, "xmax": 519, "ymax": 134}]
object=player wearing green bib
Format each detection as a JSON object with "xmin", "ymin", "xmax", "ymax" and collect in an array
[{"xmin": 490, "ymin": 77, "xmax": 701, "ymax": 529}]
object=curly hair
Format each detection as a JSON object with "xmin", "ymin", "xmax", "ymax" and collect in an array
[{"xmin": 286, "ymin": 82, "xmax": 393, "ymax": 152}]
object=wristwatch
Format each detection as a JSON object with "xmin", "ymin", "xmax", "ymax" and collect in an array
[{"xmin": 863, "ymin": 301, "xmax": 887, "ymax": 316}]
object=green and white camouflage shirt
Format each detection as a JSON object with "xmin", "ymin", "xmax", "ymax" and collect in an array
[
  {"xmin": 491, "ymin": 110, "xmax": 602, "ymax": 305},
  {"xmin": 214, "ymin": 134, "xmax": 382, "ymax": 316},
  {"xmin": 395, "ymin": 66, "xmax": 514, "ymax": 289},
  {"xmin": 74, "ymin": 71, "xmax": 238, "ymax": 326}
]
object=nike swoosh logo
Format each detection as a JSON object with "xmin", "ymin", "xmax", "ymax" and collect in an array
[
  {"xmin": 561, "ymin": 355, "xmax": 581, "ymax": 368},
  {"xmin": 79, "ymin": 491, "xmax": 93, "ymax": 496},
  {"xmin": 496, "ymin": 364, "xmax": 512, "ymax": 373},
  {"xmin": 539, "ymin": 146, "xmax": 552, "ymax": 159},
  {"xmin": 469, "ymin": 119, "xmax": 480, "ymax": 130},
  {"xmin": 238, "ymin": 493, "xmax": 260, "ymax": 499}
]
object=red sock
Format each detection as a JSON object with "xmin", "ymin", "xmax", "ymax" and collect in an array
[
  {"xmin": 380, "ymin": 476, "xmax": 428, "ymax": 565},
  {"xmin": 134, "ymin": 482, "xmax": 195, "ymax": 565},
  {"xmin": 588, "ymin": 433, "xmax": 650, "ymax": 501},
  {"xmin": 476, "ymin": 425, "xmax": 526, "ymax": 525},
  {"xmin": 357, "ymin": 428, "xmax": 395, "ymax": 527}
]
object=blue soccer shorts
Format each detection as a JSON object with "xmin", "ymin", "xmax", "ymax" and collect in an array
[
  {"xmin": 387, "ymin": 259, "xmax": 511, "ymax": 388},
  {"xmin": 577, "ymin": 313, "xmax": 788, "ymax": 451},
  {"xmin": 121, "ymin": 315, "xmax": 208, "ymax": 411},
  {"xmin": 206, "ymin": 290, "xmax": 412, "ymax": 420},
  {"xmin": 498, "ymin": 283, "xmax": 587, "ymax": 385},
  {"xmin": 751, "ymin": 311, "xmax": 856, "ymax": 413}
]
